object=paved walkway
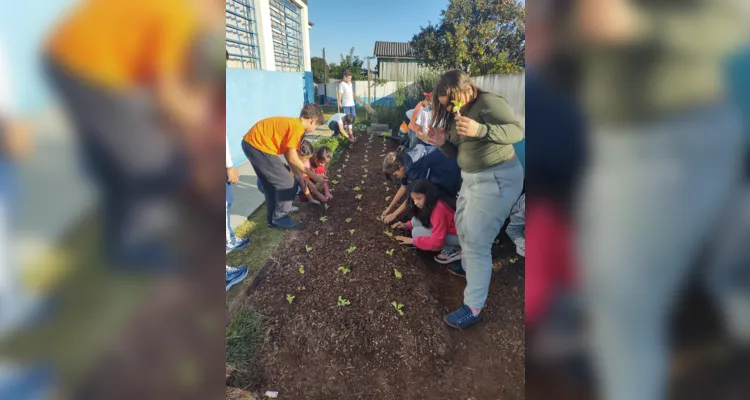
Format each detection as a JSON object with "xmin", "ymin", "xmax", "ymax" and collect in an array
[{"xmin": 229, "ymin": 161, "xmax": 265, "ymax": 230}]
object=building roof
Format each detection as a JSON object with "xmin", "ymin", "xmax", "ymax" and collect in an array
[{"xmin": 373, "ymin": 41, "xmax": 415, "ymax": 58}]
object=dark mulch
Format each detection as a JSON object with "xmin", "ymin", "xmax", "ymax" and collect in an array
[{"xmin": 234, "ymin": 135, "xmax": 525, "ymax": 399}]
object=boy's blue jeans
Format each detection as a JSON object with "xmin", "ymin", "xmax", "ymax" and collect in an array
[
  {"xmin": 226, "ymin": 181, "xmax": 236, "ymax": 246},
  {"xmin": 456, "ymin": 158, "xmax": 524, "ymax": 310}
]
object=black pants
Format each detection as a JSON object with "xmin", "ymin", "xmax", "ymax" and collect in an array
[
  {"xmin": 329, "ymin": 120, "xmax": 344, "ymax": 137},
  {"xmin": 45, "ymin": 57, "xmax": 185, "ymax": 270},
  {"xmin": 242, "ymin": 140, "xmax": 295, "ymax": 224}
]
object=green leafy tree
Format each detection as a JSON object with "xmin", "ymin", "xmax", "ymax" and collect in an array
[
  {"xmin": 328, "ymin": 48, "xmax": 366, "ymax": 80},
  {"xmin": 311, "ymin": 56, "xmax": 328, "ymax": 84},
  {"xmin": 410, "ymin": 0, "xmax": 525, "ymax": 76}
]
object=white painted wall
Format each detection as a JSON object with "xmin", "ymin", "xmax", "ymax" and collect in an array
[
  {"xmin": 473, "ymin": 74, "xmax": 525, "ymax": 124},
  {"xmin": 253, "ymin": 0, "xmax": 276, "ymax": 71}
]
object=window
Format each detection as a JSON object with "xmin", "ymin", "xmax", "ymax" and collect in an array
[
  {"xmin": 226, "ymin": 0, "xmax": 261, "ymax": 69},
  {"xmin": 269, "ymin": 0, "xmax": 303, "ymax": 72}
]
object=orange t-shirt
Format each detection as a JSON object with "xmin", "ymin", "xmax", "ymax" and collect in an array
[
  {"xmin": 46, "ymin": 0, "xmax": 198, "ymax": 89},
  {"xmin": 243, "ymin": 117, "xmax": 306, "ymax": 156}
]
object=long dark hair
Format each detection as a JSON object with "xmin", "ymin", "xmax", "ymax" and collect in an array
[
  {"xmin": 408, "ymin": 179, "xmax": 456, "ymax": 228},
  {"xmin": 431, "ymin": 70, "xmax": 486, "ymax": 130}
]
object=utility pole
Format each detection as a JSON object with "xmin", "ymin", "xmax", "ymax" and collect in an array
[
  {"xmin": 367, "ymin": 56, "xmax": 371, "ymax": 117},
  {"xmin": 322, "ymin": 48, "xmax": 327, "ymax": 103}
]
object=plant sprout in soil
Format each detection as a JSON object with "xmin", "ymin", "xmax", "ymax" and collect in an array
[
  {"xmin": 338, "ymin": 266, "xmax": 351, "ymax": 274},
  {"xmin": 320, "ymin": 216, "xmax": 328, "ymax": 222},
  {"xmin": 287, "ymin": 294, "xmax": 295, "ymax": 304},
  {"xmin": 305, "ymin": 245, "xmax": 313, "ymax": 253},
  {"xmin": 349, "ymin": 229, "xmax": 355, "ymax": 235},
  {"xmin": 356, "ymin": 194, "xmax": 363, "ymax": 200},
  {"xmin": 391, "ymin": 301, "xmax": 405, "ymax": 316},
  {"xmin": 353, "ymin": 187, "xmax": 361, "ymax": 191},
  {"xmin": 386, "ymin": 249, "xmax": 394, "ymax": 256},
  {"xmin": 337, "ymin": 296, "xmax": 351, "ymax": 307},
  {"xmin": 394, "ymin": 269, "xmax": 402, "ymax": 279},
  {"xmin": 298, "ymin": 265, "xmax": 305, "ymax": 274},
  {"xmin": 345, "ymin": 218, "xmax": 352, "ymax": 223},
  {"xmin": 346, "ymin": 246, "xmax": 357, "ymax": 254},
  {"xmin": 383, "ymin": 231, "xmax": 393, "ymax": 237}
]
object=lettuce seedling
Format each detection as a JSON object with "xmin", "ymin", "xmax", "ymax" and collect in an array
[
  {"xmin": 305, "ymin": 246, "xmax": 313, "ymax": 253},
  {"xmin": 337, "ymin": 296, "xmax": 351, "ymax": 307},
  {"xmin": 385, "ymin": 196, "xmax": 391, "ymax": 201},
  {"xmin": 332, "ymin": 180, "xmax": 339, "ymax": 185},
  {"xmin": 356, "ymin": 206, "xmax": 362, "ymax": 212},
  {"xmin": 346, "ymin": 246, "xmax": 357, "ymax": 254},
  {"xmin": 349, "ymin": 229, "xmax": 355, "ymax": 235},
  {"xmin": 338, "ymin": 266, "xmax": 351, "ymax": 274},
  {"xmin": 383, "ymin": 231, "xmax": 393, "ymax": 237},
  {"xmin": 356, "ymin": 194, "xmax": 363, "ymax": 200},
  {"xmin": 287, "ymin": 294, "xmax": 295, "ymax": 304},
  {"xmin": 386, "ymin": 249, "xmax": 394, "ymax": 256},
  {"xmin": 451, "ymin": 100, "xmax": 466, "ymax": 116},
  {"xmin": 353, "ymin": 187, "xmax": 361, "ymax": 191},
  {"xmin": 299, "ymin": 265, "xmax": 305, "ymax": 274},
  {"xmin": 391, "ymin": 301, "xmax": 405, "ymax": 316},
  {"xmin": 320, "ymin": 216, "xmax": 328, "ymax": 222},
  {"xmin": 345, "ymin": 218, "xmax": 352, "ymax": 223},
  {"xmin": 394, "ymin": 269, "xmax": 402, "ymax": 279}
]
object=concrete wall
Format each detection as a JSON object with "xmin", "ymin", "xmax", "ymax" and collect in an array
[
  {"xmin": 316, "ymin": 80, "xmax": 414, "ymax": 107},
  {"xmin": 226, "ymin": 69, "xmax": 305, "ymax": 166}
]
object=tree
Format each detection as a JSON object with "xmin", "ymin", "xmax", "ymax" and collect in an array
[
  {"xmin": 327, "ymin": 48, "xmax": 366, "ymax": 80},
  {"xmin": 410, "ymin": 0, "xmax": 525, "ymax": 76},
  {"xmin": 311, "ymin": 57, "xmax": 327, "ymax": 84}
]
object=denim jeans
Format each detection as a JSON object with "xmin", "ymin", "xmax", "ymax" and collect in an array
[
  {"xmin": 456, "ymin": 158, "xmax": 524, "ymax": 309},
  {"xmin": 577, "ymin": 102, "xmax": 745, "ymax": 400},
  {"xmin": 410, "ymin": 217, "xmax": 460, "ymax": 251},
  {"xmin": 506, "ymin": 193, "xmax": 526, "ymax": 256},
  {"xmin": 226, "ymin": 181, "xmax": 236, "ymax": 246}
]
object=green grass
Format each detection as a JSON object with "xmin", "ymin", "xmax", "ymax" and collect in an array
[{"xmin": 226, "ymin": 307, "xmax": 265, "ymax": 387}]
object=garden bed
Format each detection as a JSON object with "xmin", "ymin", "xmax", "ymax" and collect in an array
[{"xmin": 230, "ymin": 134, "xmax": 525, "ymax": 399}]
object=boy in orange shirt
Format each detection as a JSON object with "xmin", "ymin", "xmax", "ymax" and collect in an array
[{"xmin": 242, "ymin": 105, "xmax": 327, "ymax": 229}]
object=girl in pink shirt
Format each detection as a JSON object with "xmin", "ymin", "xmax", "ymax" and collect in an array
[{"xmin": 392, "ymin": 180, "xmax": 462, "ymax": 265}]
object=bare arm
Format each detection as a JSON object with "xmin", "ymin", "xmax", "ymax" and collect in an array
[
  {"xmin": 285, "ymin": 149, "xmax": 327, "ymax": 184},
  {"xmin": 386, "ymin": 186, "xmax": 408, "ymax": 212}
]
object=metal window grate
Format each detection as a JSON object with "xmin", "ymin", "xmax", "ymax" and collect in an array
[
  {"xmin": 269, "ymin": 0, "xmax": 303, "ymax": 72},
  {"xmin": 226, "ymin": 0, "xmax": 261, "ymax": 69}
]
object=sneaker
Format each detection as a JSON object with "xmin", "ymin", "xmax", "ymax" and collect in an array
[
  {"xmin": 226, "ymin": 265, "xmax": 249, "ymax": 291},
  {"xmin": 444, "ymin": 305, "xmax": 482, "ymax": 329},
  {"xmin": 268, "ymin": 216, "xmax": 299, "ymax": 229},
  {"xmin": 445, "ymin": 261, "xmax": 466, "ymax": 278},
  {"xmin": 435, "ymin": 248, "xmax": 462, "ymax": 264},
  {"xmin": 226, "ymin": 237, "xmax": 250, "ymax": 254}
]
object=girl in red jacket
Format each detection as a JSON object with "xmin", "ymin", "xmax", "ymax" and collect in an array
[{"xmin": 393, "ymin": 180, "xmax": 464, "ymax": 271}]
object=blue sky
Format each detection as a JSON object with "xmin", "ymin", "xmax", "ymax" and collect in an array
[
  {"xmin": 308, "ymin": 0, "xmax": 449, "ymax": 63},
  {"xmin": 308, "ymin": 0, "xmax": 524, "ymax": 65}
]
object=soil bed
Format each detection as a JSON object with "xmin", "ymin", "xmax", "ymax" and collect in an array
[{"xmin": 233, "ymin": 134, "xmax": 525, "ymax": 399}]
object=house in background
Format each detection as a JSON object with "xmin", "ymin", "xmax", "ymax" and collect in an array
[{"xmin": 374, "ymin": 41, "xmax": 432, "ymax": 82}]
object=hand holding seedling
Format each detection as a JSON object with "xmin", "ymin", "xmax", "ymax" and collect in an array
[
  {"xmin": 451, "ymin": 100, "xmax": 466, "ymax": 115},
  {"xmin": 455, "ymin": 116, "xmax": 480, "ymax": 137},
  {"xmin": 384, "ymin": 213, "xmax": 398, "ymax": 224},
  {"xmin": 395, "ymin": 236, "xmax": 413, "ymax": 245}
]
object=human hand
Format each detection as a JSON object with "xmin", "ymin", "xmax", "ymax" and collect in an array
[
  {"xmin": 325, "ymin": 192, "xmax": 334, "ymax": 201},
  {"xmin": 227, "ymin": 167, "xmax": 240, "ymax": 184},
  {"xmin": 382, "ymin": 207, "xmax": 392, "ymax": 217},
  {"xmin": 455, "ymin": 116, "xmax": 480, "ymax": 137},
  {"xmin": 391, "ymin": 221, "xmax": 405, "ymax": 229},
  {"xmin": 309, "ymin": 198, "xmax": 321, "ymax": 205},
  {"xmin": 384, "ymin": 212, "xmax": 398, "ymax": 224},
  {"xmin": 428, "ymin": 126, "xmax": 447, "ymax": 146},
  {"xmin": 311, "ymin": 173, "xmax": 328, "ymax": 184},
  {"xmin": 315, "ymin": 192, "xmax": 327, "ymax": 203},
  {"xmin": 395, "ymin": 236, "xmax": 413, "ymax": 245}
]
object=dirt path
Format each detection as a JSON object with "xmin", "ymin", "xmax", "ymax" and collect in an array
[{"xmin": 233, "ymin": 135, "xmax": 525, "ymax": 399}]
